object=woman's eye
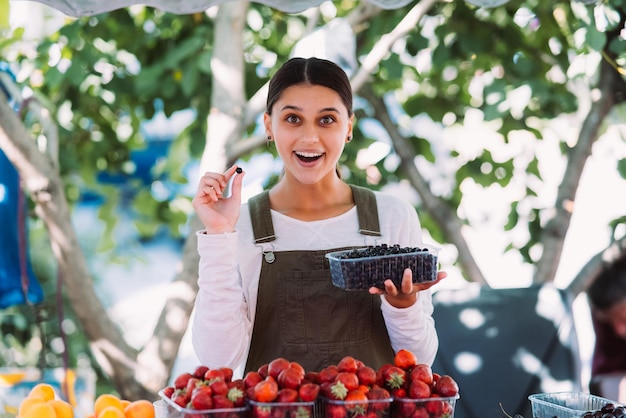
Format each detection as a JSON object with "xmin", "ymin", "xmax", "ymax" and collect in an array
[
  {"xmin": 286, "ymin": 115, "xmax": 300, "ymax": 123},
  {"xmin": 320, "ymin": 115, "xmax": 335, "ymax": 124}
]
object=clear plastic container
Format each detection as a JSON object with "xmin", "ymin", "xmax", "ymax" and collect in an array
[
  {"xmin": 158, "ymin": 389, "xmax": 249, "ymax": 418},
  {"xmin": 325, "ymin": 245, "xmax": 439, "ymax": 290},
  {"xmin": 320, "ymin": 396, "xmax": 393, "ymax": 418},
  {"xmin": 391, "ymin": 395, "xmax": 459, "ymax": 418},
  {"xmin": 528, "ymin": 392, "xmax": 623, "ymax": 418},
  {"xmin": 248, "ymin": 399, "xmax": 316, "ymax": 418}
]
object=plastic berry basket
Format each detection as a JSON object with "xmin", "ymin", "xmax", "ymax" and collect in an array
[
  {"xmin": 528, "ymin": 392, "xmax": 623, "ymax": 418},
  {"xmin": 391, "ymin": 395, "xmax": 459, "ymax": 418},
  {"xmin": 320, "ymin": 396, "xmax": 393, "ymax": 418},
  {"xmin": 248, "ymin": 399, "xmax": 317, "ymax": 418},
  {"xmin": 325, "ymin": 244, "xmax": 440, "ymax": 290},
  {"xmin": 158, "ymin": 389, "xmax": 249, "ymax": 418}
]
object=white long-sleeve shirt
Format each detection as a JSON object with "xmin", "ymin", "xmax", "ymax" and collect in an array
[{"xmin": 191, "ymin": 190, "xmax": 438, "ymax": 378}]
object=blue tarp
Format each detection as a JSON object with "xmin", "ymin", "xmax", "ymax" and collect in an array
[{"xmin": 0, "ymin": 149, "xmax": 44, "ymax": 308}]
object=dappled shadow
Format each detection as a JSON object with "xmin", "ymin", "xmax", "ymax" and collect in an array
[{"xmin": 432, "ymin": 283, "xmax": 582, "ymax": 418}]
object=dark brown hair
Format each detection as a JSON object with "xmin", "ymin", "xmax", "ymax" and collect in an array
[
  {"xmin": 266, "ymin": 57, "xmax": 353, "ymax": 116},
  {"xmin": 588, "ymin": 253, "xmax": 626, "ymax": 311}
]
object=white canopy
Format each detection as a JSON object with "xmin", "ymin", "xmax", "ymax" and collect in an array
[{"xmin": 13, "ymin": 0, "xmax": 416, "ymax": 17}]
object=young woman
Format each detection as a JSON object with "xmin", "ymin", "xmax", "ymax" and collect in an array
[{"xmin": 191, "ymin": 57, "xmax": 446, "ymax": 377}]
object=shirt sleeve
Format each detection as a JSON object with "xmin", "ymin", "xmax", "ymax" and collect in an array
[
  {"xmin": 191, "ymin": 230, "xmax": 253, "ymax": 377},
  {"xmin": 381, "ymin": 290, "xmax": 439, "ymax": 366}
]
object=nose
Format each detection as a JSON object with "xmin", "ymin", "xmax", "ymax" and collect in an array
[{"xmin": 301, "ymin": 124, "xmax": 320, "ymax": 142}]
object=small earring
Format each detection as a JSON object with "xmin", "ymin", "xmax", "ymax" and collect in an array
[
  {"xmin": 267, "ymin": 135, "xmax": 272, "ymax": 141},
  {"xmin": 346, "ymin": 135, "xmax": 352, "ymax": 142}
]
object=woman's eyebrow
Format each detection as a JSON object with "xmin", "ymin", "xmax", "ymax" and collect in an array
[{"xmin": 279, "ymin": 105, "xmax": 340, "ymax": 113}]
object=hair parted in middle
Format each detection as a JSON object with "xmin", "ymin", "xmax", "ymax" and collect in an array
[{"xmin": 266, "ymin": 57, "xmax": 353, "ymax": 117}]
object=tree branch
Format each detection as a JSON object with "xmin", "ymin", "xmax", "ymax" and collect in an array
[{"xmin": 359, "ymin": 85, "xmax": 488, "ymax": 285}]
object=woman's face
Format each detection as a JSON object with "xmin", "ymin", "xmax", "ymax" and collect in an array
[
  {"xmin": 598, "ymin": 301, "xmax": 626, "ymax": 339},
  {"xmin": 264, "ymin": 83, "xmax": 353, "ymax": 185}
]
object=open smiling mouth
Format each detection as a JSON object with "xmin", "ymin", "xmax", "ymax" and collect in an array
[{"xmin": 295, "ymin": 151, "xmax": 323, "ymax": 163}]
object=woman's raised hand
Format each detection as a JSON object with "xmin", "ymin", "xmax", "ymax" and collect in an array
[{"xmin": 192, "ymin": 165, "xmax": 245, "ymax": 234}]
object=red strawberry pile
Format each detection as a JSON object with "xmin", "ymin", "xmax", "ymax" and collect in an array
[
  {"xmin": 245, "ymin": 357, "xmax": 319, "ymax": 418},
  {"xmin": 312, "ymin": 355, "xmax": 393, "ymax": 418},
  {"xmin": 159, "ymin": 349, "xmax": 459, "ymax": 418},
  {"xmin": 161, "ymin": 365, "xmax": 246, "ymax": 414},
  {"xmin": 382, "ymin": 349, "xmax": 459, "ymax": 418}
]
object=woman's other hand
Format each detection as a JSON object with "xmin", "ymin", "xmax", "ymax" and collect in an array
[{"xmin": 369, "ymin": 269, "xmax": 447, "ymax": 309}]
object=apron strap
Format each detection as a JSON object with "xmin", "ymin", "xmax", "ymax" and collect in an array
[
  {"xmin": 248, "ymin": 185, "xmax": 381, "ymax": 242},
  {"xmin": 350, "ymin": 185, "xmax": 381, "ymax": 237},
  {"xmin": 248, "ymin": 190, "xmax": 276, "ymax": 244}
]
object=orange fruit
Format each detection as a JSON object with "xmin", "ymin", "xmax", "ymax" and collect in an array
[
  {"xmin": 120, "ymin": 399, "xmax": 131, "ymax": 409},
  {"xmin": 20, "ymin": 401, "xmax": 57, "ymax": 418},
  {"xmin": 98, "ymin": 405, "xmax": 126, "ymax": 418},
  {"xmin": 49, "ymin": 398, "xmax": 74, "ymax": 418},
  {"xmin": 29, "ymin": 383, "xmax": 57, "ymax": 401},
  {"xmin": 94, "ymin": 394, "xmax": 124, "ymax": 417},
  {"xmin": 18, "ymin": 395, "xmax": 46, "ymax": 416},
  {"xmin": 124, "ymin": 399, "xmax": 155, "ymax": 418}
]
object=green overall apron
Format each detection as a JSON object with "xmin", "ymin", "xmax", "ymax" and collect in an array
[{"xmin": 244, "ymin": 185, "xmax": 395, "ymax": 373}]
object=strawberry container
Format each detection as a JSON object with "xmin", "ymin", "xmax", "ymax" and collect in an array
[
  {"xmin": 528, "ymin": 392, "xmax": 624, "ymax": 418},
  {"xmin": 320, "ymin": 396, "xmax": 393, "ymax": 418},
  {"xmin": 158, "ymin": 389, "xmax": 250, "ymax": 418},
  {"xmin": 248, "ymin": 399, "xmax": 317, "ymax": 418},
  {"xmin": 391, "ymin": 395, "xmax": 459, "ymax": 418},
  {"xmin": 325, "ymin": 244, "xmax": 439, "ymax": 290}
]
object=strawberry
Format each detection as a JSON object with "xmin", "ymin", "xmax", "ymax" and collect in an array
[
  {"xmin": 356, "ymin": 366, "xmax": 377, "ymax": 387},
  {"xmin": 190, "ymin": 387, "xmax": 213, "ymax": 410},
  {"xmin": 254, "ymin": 378, "xmax": 279, "ymax": 402},
  {"xmin": 219, "ymin": 367, "xmax": 234, "ymax": 383},
  {"xmin": 174, "ymin": 372, "xmax": 194, "ymax": 390},
  {"xmin": 394, "ymin": 349, "xmax": 418, "ymax": 371},
  {"xmin": 258, "ymin": 364, "xmax": 269, "ymax": 378},
  {"xmin": 162, "ymin": 386, "xmax": 175, "ymax": 398},
  {"xmin": 209, "ymin": 379, "xmax": 229, "ymax": 396},
  {"xmin": 244, "ymin": 371, "xmax": 265, "ymax": 389},
  {"xmin": 186, "ymin": 377, "xmax": 202, "ymax": 394},
  {"xmin": 381, "ymin": 366, "xmax": 407, "ymax": 390},
  {"xmin": 408, "ymin": 380, "xmax": 431, "ymax": 399},
  {"xmin": 411, "ymin": 406, "xmax": 430, "ymax": 418},
  {"xmin": 318, "ymin": 365, "xmax": 339, "ymax": 383},
  {"xmin": 409, "ymin": 364, "xmax": 433, "ymax": 386},
  {"xmin": 434, "ymin": 375, "xmax": 458, "ymax": 397},
  {"xmin": 327, "ymin": 380, "xmax": 349, "ymax": 400},
  {"xmin": 298, "ymin": 382, "xmax": 320, "ymax": 402},
  {"xmin": 171, "ymin": 390, "xmax": 189, "ymax": 407},
  {"xmin": 289, "ymin": 361, "xmax": 306, "ymax": 378},
  {"xmin": 227, "ymin": 386, "xmax": 246, "ymax": 407},
  {"xmin": 344, "ymin": 389, "xmax": 368, "ymax": 415},
  {"xmin": 326, "ymin": 404, "xmax": 348, "ymax": 418},
  {"xmin": 425, "ymin": 396, "xmax": 445, "ymax": 416},
  {"xmin": 212, "ymin": 394, "xmax": 234, "ymax": 409},
  {"xmin": 366, "ymin": 386, "xmax": 391, "ymax": 410},
  {"xmin": 277, "ymin": 388, "xmax": 299, "ymax": 403},
  {"xmin": 268, "ymin": 357, "xmax": 291, "ymax": 379},
  {"xmin": 337, "ymin": 356, "xmax": 359, "ymax": 373},
  {"xmin": 304, "ymin": 371, "xmax": 320, "ymax": 384},
  {"xmin": 192, "ymin": 365, "xmax": 209, "ymax": 379},
  {"xmin": 395, "ymin": 399, "xmax": 416, "ymax": 418},
  {"xmin": 335, "ymin": 372, "xmax": 359, "ymax": 391},
  {"xmin": 278, "ymin": 366, "xmax": 303, "ymax": 389}
]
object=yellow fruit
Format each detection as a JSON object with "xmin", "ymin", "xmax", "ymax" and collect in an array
[
  {"xmin": 17, "ymin": 395, "xmax": 46, "ymax": 416},
  {"xmin": 49, "ymin": 398, "xmax": 74, "ymax": 418},
  {"xmin": 124, "ymin": 399, "xmax": 155, "ymax": 418},
  {"xmin": 20, "ymin": 401, "xmax": 56, "ymax": 418},
  {"xmin": 94, "ymin": 394, "xmax": 124, "ymax": 417},
  {"xmin": 29, "ymin": 383, "xmax": 56, "ymax": 401},
  {"xmin": 120, "ymin": 399, "xmax": 131, "ymax": 409},
  {"xmin": 98, "ymin": 405, "xmax": 126, "ymax": 418}
]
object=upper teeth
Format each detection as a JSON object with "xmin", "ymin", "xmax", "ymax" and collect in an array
[{"xmin": 296, "ymin": 152, "xmax": 322, "ymax": 157}]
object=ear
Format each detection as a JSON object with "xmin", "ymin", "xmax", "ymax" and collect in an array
[
  {"xmin": 263, "ymin": 112, "xmax": 272, "ymax": 139},
  {"xmin": 347, "ymin": 113, "xmax": 355, "ymax": 140}
]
